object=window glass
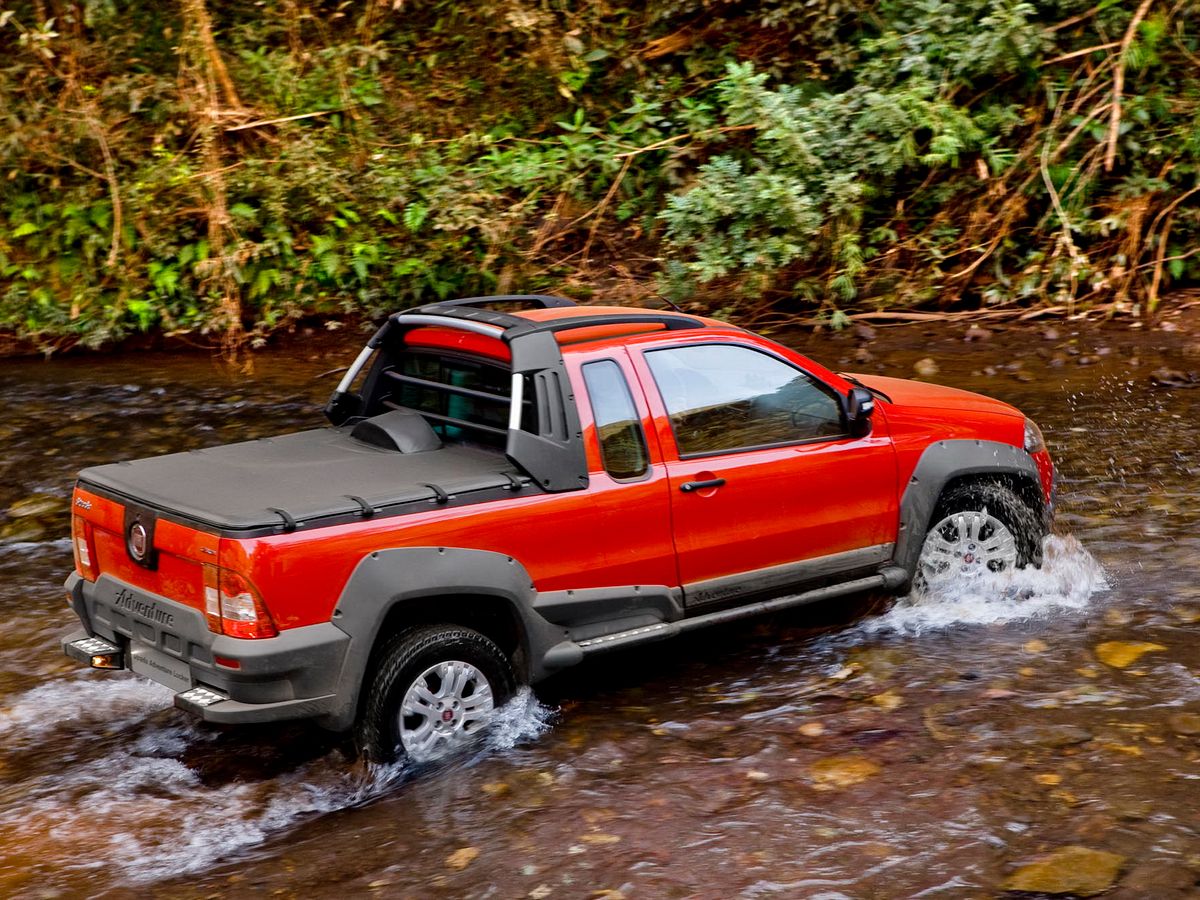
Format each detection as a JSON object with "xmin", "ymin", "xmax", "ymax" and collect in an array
[
  {"xmin": 646, "ymin": 345, "xmax": 844, "ymax": 456},
  {"xmin": 582, "ymin": 360, "xmax": 650, "ymax": 480},
  {"xmin": 390, "ymin": 353, "xmax": 513, "ymax": 446}
]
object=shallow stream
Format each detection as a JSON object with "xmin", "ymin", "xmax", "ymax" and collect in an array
[{"xmin": 0, "ymin": 317, "xmax": 1197, "ymax": 898}]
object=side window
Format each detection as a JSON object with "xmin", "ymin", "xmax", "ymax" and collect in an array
[
  {"xmin": 645, "ymin": 345, "xmax": 844, "ymax": 456},
  {"xmin": 582, "ymin": 360, "xmax": 650, "ymax": 480}
]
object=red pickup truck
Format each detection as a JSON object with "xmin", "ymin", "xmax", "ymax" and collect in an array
[{"xmin": 62, "ymin": 296, "xmax": 1054, "ymax": 762}]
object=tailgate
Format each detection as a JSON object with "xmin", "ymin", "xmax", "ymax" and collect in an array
[{"xmin": 71, "ymin": 484, "xmax": 217, "ymax": 653}]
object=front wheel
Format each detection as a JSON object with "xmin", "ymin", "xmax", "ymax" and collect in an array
[
  {"xmin": 917, "ymin": 483, "xmax": 1044, "ymax": 588},
  {"xmin": 357, "ymin": 624, "xmax": 516, "ymax": 764}
]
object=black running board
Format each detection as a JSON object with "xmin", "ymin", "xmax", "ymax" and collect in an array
[{"xmin": 541, "ymin": 566, "xmax": 907, "ymax": 667}]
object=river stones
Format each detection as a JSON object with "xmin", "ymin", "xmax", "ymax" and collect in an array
[
  {"xmin": 6, "ymin": 494, "xmax": 61, "ymax": 519},
  {"xmin": 1003, "ymin": 846, "xmax": 1124, "ymax": 896},
  {"xmin": 1093, "ymin": 641, "xmax": 1167, "ymax": 669},
  {"xmin": 1012, "ymin": 724, "xmax": 1093, "ymax": 748},
  {"xmin": 1168, "ymin": 712, "xmax": 1200, "ymax": 736},
  {"xmin": 809, "ymin": 754, "xmax": 880, "ymax": 789}
]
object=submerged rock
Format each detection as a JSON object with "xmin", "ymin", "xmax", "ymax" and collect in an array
[
  {"xmin": 6, "ymin": 494, "xmax": 61, "ymax": 519},
  {"xmin": 1168, "ymin": 712, "xmax": 1200, "ymax": 736},
  {"xmin": 1003, "ymin": 846, "xmax": 1124, "ymax": 896},
  {"xmin": 1094, "ymin": 641, "xmax": 1167, "ymax": 669},
  {"xmin": 809, "ymin": 754, "xmax": 881, "ymax": 790},
  {"xmin": 1012, "ymin": 724, "xmax": 1093, "ymax": 748}
]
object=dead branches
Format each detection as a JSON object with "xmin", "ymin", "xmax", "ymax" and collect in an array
[{"xmin": 1105, "ymin": 0, "xmax": 1155, "ymax": 172}]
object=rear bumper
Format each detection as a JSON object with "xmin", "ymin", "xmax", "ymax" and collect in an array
[{"xmin": 62, "ymin": 572, "xmax": 350, "ymax": 726}]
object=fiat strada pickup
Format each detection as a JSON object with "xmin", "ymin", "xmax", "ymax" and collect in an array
[{"xmin": 61, "ymin": 296, "xmax": 1054, "ymax": 762}]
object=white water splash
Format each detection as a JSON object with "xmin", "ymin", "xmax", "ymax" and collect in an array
[
  {"xmin": 0, "ymin": 673, "xmax": 173, "ymax": 743},
  {"xmin": 862, "ymin": 535, "xmax": 1107, "ymax": 635},
  {"xmin": 0, "ymin": 682, "xmax": 555, "ymax": 884}
]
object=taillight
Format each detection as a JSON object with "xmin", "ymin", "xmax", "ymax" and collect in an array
[
  {"xmin": 72, "ymin": 515, "xmax": 99, "ymax": 581},
  {"xmin": 201, "ymin": 564, "xmax": 277, "ymax": 639}
]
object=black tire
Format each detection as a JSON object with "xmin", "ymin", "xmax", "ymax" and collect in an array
[
  {"xmin": 356, "ymin": 624, "xmax": 516, "ymax": 764},
  {"xmin": 919, "ymin": 482, "xmax": 1045, "ymax": 583}
]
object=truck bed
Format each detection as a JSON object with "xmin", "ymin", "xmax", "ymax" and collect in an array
[{"xmin": 78, "ymin": 427, "xmax": 522, "ymax": 533}]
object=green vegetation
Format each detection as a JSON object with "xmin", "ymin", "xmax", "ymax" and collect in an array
[{"xmin": 1, "ymin": 0, "xmax": 1197, "ymax": 350}]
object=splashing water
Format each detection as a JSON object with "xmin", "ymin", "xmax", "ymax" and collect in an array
[
  {"xmin": 862, "ymin": 535, "xmax": 1107, "ymax": 636},
  {"xmin": 0, "ymin": 679, "xmax": 555, "ymax": 884}
]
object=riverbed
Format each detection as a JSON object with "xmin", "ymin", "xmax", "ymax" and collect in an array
[{"xmin": 0, "ymin": 315, "xmax": 1197, "ymax": 898}]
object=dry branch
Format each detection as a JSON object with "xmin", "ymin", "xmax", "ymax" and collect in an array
[{"xmin": 1106, "ymin": 0, "xmax": 1156, "ymax": 172}]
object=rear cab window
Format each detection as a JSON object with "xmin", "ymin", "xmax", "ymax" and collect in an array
[{"xmin": 369, "ymin": 348, "xmax": 534, "ymax": 448}]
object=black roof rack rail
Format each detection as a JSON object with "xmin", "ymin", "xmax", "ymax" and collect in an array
[
  {"xmin": 504, "ymin": 312, "xmax": 704, "ymax": 338},
  {"xmin": 419, "ymin": 294, "xmax": 577, "ymax": 312}
]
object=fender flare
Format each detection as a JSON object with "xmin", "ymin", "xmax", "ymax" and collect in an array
[
  {"xmin": 318, "ymin": 547, "xmax": 567, "ymax": 732},
  {"xmin": 894, "ymin": 439, "xmax": 1043, "ymax": 581}
]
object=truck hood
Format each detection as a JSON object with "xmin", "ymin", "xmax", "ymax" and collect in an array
[
  {"xmin": 78, "ymin": 428, "xmax": 522, "ymax": 534},
  {"xmin": 848, "ymin": 374, "xmax": 1023, "ymax": 419}
]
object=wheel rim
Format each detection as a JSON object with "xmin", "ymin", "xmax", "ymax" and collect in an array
[
  {"xmin": 919, "ymin": 509, "xmax": 1019, "ymax": 585},
  {"xmin": 399, "ymin": 660, "xmax": 495, "ymax": 761}
]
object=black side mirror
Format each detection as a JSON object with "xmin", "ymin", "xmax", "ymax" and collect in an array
[{"xmin": 846, "ymin": 386, "xmax": 875, "ymax": 438}]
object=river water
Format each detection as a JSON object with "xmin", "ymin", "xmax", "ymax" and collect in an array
[{"xmin": 0, "ymin": 318, "xmax": 1197, "ymax": 898}]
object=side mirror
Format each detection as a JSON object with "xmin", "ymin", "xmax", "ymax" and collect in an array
[{"xmin": 846, "ymin": 386, "xmax": 875, "ymax": 438}]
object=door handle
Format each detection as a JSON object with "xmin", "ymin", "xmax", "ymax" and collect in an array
[{"xmin": 680, "ymin": 478, "xmax": 726, "ymax": 493}]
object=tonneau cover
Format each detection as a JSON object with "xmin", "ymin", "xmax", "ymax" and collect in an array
[{"xmin": 78, "ymin": 427, "xmax": 518, "ymax": 532}]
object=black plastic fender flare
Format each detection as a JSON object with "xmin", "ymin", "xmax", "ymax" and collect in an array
[
  {"xmin": 894, "ymin": 439, "xmax": 1044, "ymax": 582},
  {"xmin": 320, "ymin": 546, "xmax": 566, "ymax": 731}
]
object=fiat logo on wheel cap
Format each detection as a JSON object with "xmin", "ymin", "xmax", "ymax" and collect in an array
[{"xmin": 128, "ymin": 523, "xmax": 148, "ymax": 561}]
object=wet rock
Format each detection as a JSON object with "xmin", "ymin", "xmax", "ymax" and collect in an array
[
  {"xmin": 1094, "ymin": 641, "xmax": 1167, "ymax": 669},
  {"xmin": 798, "ymin": 722, "xmax": 825, "ymax": 737},
  {"xmin": 1114, "ymin": 862, "xmax": 1197, "ymax": 896},
  {"xmin": 1168, "ymin": 712, "xmax": 1200, "ymax": 736},
  {"xmin": 1002, "ymin": 846, "xmax": 1124, "ymax": 896},
  {"xmin": 871, "ymin": 691, "xmax": 903, "ymax": 711},
  {"xmin": 445, "ymin": 847, "xmax": 480, "ymax": 870},
  {"xmin": 913, "ymin": 357, "xmax": 940, "ymax": 377},
  {"xmin": 853, "ymin": 323, "xmax": 877, "ymax": 342},
  {"xmin": 846, "ymin": 647, "xmax": 907, "ymax": 679},
  {"xmin": 1150, "ymin": 367, "xmax": 1199, "ymax": 388},
  {"xmin": 6, "ymin": 494, "xmax": 61, "ymax": 519},
  {"xmin": 1041, "ymin": 327, "xmax": 1060, "ymax": 341},
  {"xmin": 964, "ymin": 325, "xmax": 991, "ymax": 342},
  {"xmin": 0, "ymin": 520, "xmax": 46, "ymax": 543},
  {"xmin": 1012, "ymin": 724, "xmax": 1093, "ymax": 748},
  {"xmin": 809, "ymin": 754, "xmax": 880, "ymax": 790},
  {"xmin": 853, "ymin": 346, "xmax": 875, "ymax": 364}
]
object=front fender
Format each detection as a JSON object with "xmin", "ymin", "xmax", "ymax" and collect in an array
[{"xmin": 895, "ymin": 439, "xmax": 1043, "ymax": 581}]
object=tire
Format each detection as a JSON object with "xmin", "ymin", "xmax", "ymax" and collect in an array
[
  {"xmin": 356, "ymin": 624, "xmax": 516, "ymax": 764},
  {"xmin": 917, "ymin": 482, "xmax": 1044, "ymax": 588}
]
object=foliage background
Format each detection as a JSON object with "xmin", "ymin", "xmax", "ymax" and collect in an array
[{"xmin": 0, "ymin": 0, "xmax": 1197, "ymax": 349}]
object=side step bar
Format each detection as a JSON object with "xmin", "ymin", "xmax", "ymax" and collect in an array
[{"xmin": 544, "ymin": 566, "xmax": 908, "ymax": 667}]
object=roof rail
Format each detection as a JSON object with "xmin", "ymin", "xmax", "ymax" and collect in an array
[{"xmin": 423, "ymin": 294, "xmax": 577, "ymax": 311}]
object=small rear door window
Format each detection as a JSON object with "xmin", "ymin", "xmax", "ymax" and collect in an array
[{"xmin": 582, "ymin": 360, "xmax": 650, "ymax": 480}]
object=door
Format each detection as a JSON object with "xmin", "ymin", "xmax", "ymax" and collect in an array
[{"xmin": 634, "ymin": 341, "xmax": 898, "ymax": 604}]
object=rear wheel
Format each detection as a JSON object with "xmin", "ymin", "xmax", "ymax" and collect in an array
[
  {"xmin": 357, "ymin": 624, "xmax": 516, "ymax": 764},
  {"xmin": 918, "ymin": 483, "xmax": 1043, "ymax": 588}
]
